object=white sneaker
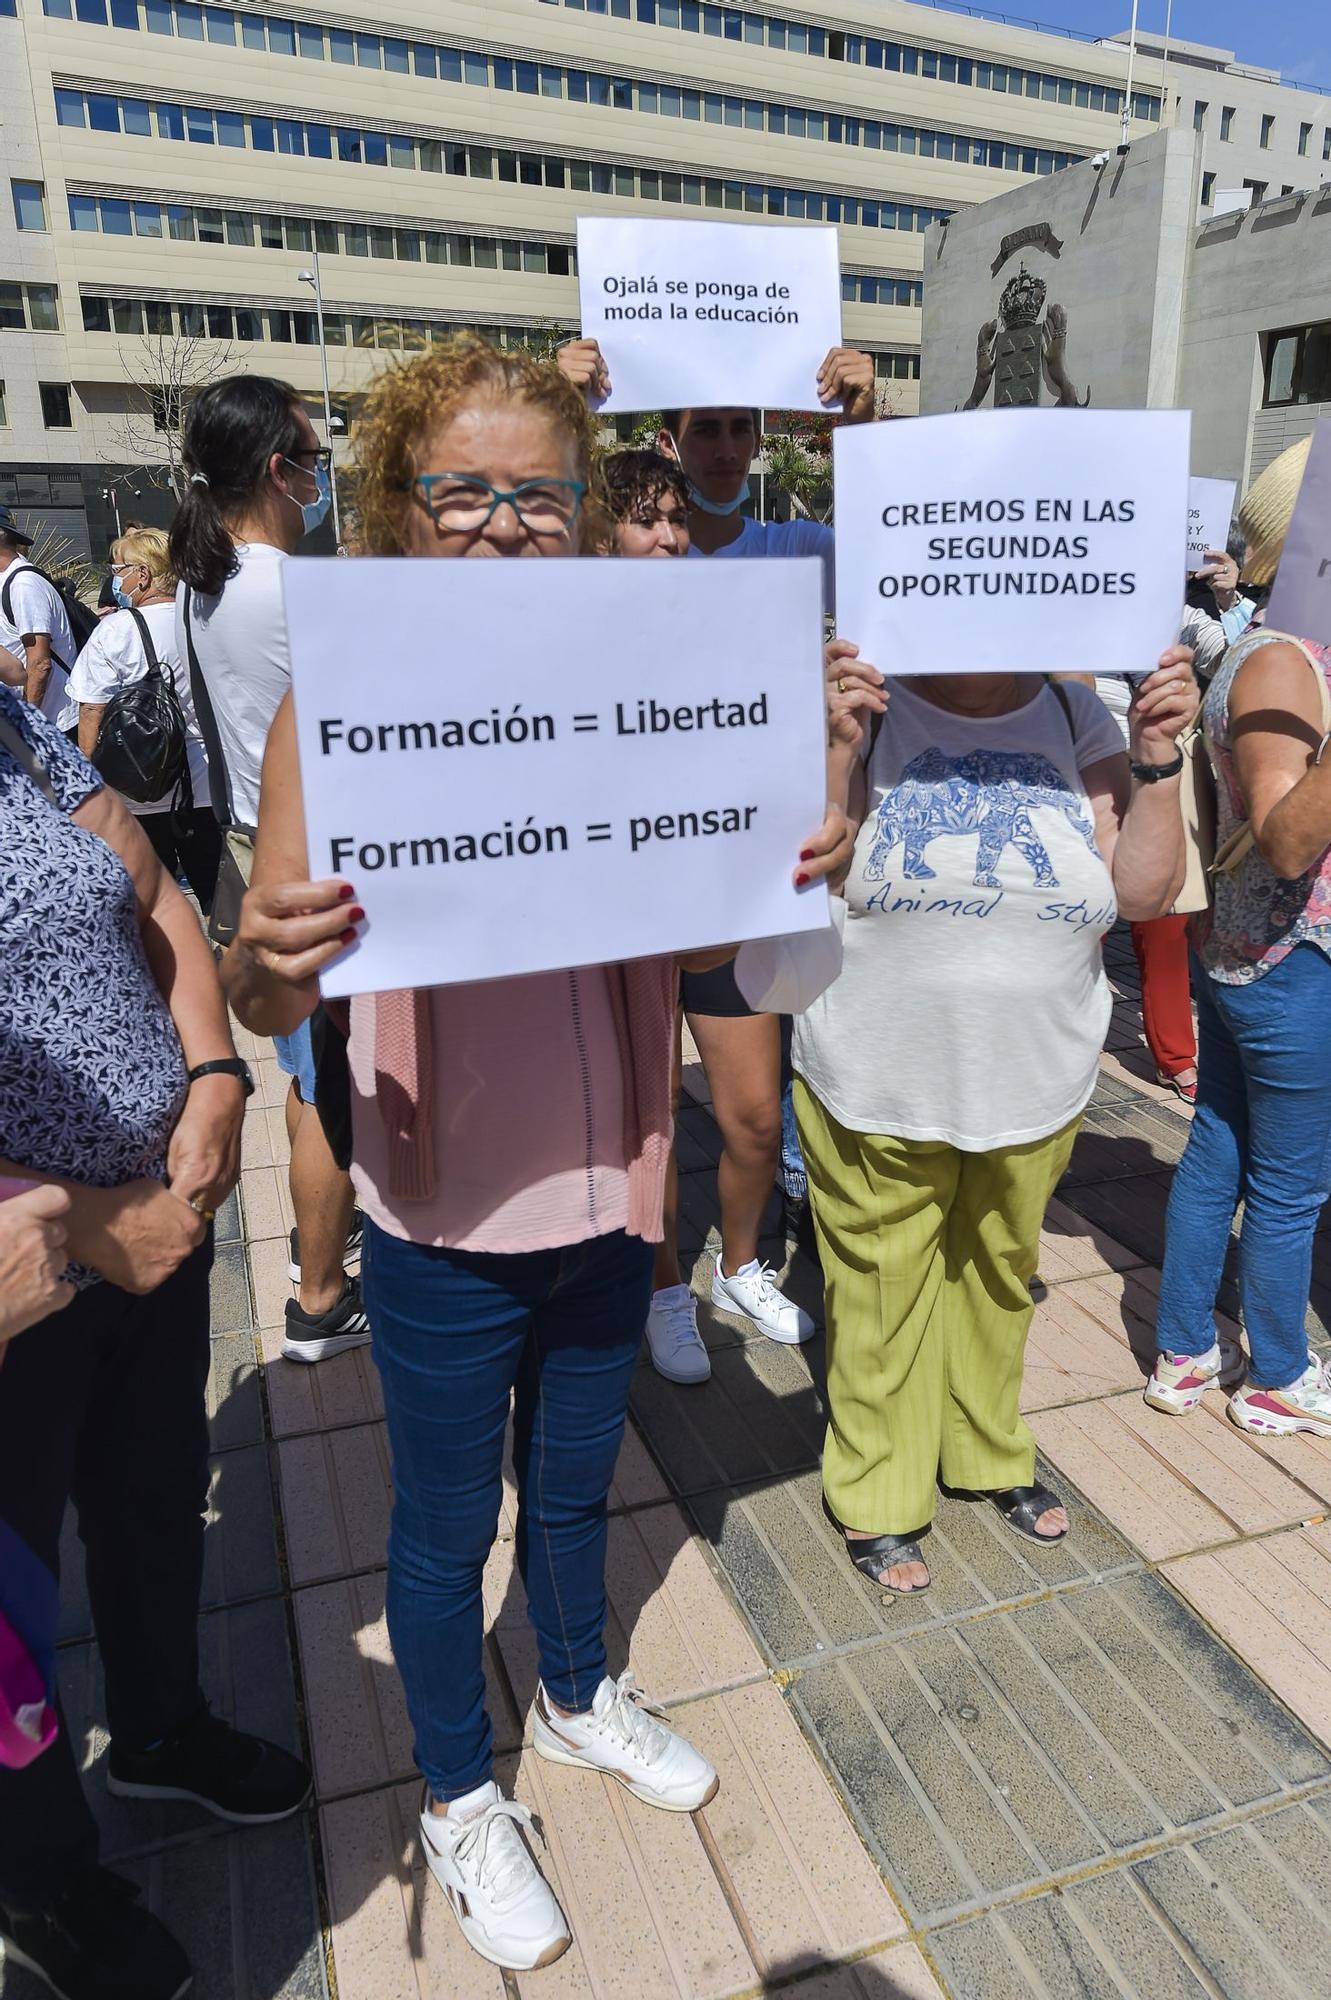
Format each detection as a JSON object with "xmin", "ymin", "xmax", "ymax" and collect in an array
[
  {"xmin": 710, "ymin": 1258, "xmax": 816, "ymax": 1345},
  {"xmin": 531, "ymin": 1671, "xmax": 719, "ymax": 1813},
  {"xmin": 1144, "ymin": 1334, "xmax": 1246, "ymax": 1414},
  {"xmin": 418, "ymin": 1780, "xmax": 571, "ymax": 1972},
  {"xmin": 1228, "ymin": 1356, "xmax": 1331, "ymax": 1437},
  {"xmin": 645, "ymin": 1285, "xmax": 711, "ymax": 1384}
]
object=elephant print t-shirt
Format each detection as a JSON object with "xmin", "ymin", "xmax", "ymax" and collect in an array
[{"xmin": 794, "ymin": 678, "xmax": 1125, "ymax": 1150}]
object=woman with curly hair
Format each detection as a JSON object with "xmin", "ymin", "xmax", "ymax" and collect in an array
[{"xmin": 223, "ymin": 336, "xmax": 853, "ymax": 1973}]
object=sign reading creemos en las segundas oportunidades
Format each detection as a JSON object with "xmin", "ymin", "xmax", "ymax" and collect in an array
[{"xmin": 282, "ymin": 556, "xmax": 830, "ymax": 999}]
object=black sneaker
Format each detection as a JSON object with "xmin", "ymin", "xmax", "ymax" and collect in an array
[
  {"xmin": 287, "ymin": 1207, "xmax": 364, "ymax": 1284},
  {"xmin": 280, "ymin": 1275, "xmax": 370, "ymax": 1365},
  {"xmin": 0, "ymin": 1867, "xmax": 191, "ymax": 2000},
  {"xmin": 106, "ymin": 1709, "xmax": 311, "ymax": 1824}
]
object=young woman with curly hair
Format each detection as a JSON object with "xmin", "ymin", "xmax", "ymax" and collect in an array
[{"xmin": 223, "ymin": 336, "xmax": 853, "ymax": 1972}]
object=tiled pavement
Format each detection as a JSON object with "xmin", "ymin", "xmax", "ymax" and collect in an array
[{"xmin": 10, "ymin": 936, "xmax": 1331, "ymax": 1998}]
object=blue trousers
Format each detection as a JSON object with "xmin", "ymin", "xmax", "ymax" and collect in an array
[
  {"xmin": 1157, "ymin": 946, "xmax": 1331, "ymax": 1390},
  {"xmin": 363, "ymin": 1221, "xmax": 652, "ymax": 1802}
]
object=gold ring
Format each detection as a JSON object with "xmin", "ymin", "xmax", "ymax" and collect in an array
[
  {"xmin": 837, "ymin": 678, "xmax": 848, "ymax": 693},
  {"xmin": 190, "ymin": 1197, "xmax": 216, "ymax": 1221}
]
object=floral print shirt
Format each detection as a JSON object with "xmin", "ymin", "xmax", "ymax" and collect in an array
[{"xmin": 1193, "ymin": 630, "xmax": 1331, "ymax": 985}]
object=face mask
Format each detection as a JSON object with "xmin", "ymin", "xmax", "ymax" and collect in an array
[
  {"xmin": 111, "ymin": 579, "xmax": 134, "ymax": 609},
  {"xmin": 666, "ymin": 431, "xmax": 748, "ymax": 518},
  {"xmin": 283, "ymin": 458, "xmax": 333, "ymax": 537}
]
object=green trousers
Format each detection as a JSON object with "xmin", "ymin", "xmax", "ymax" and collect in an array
[{"xmin": 794, "ymin": 1079, "xmax": 1080, "ymax": 1535}]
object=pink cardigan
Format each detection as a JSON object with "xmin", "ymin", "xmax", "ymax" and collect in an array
[{"xmin": 367, "ymin": 957, "xmax": 678, "ymax": 1244}]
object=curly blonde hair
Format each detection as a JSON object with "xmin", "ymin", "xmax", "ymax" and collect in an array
[
  {"xmin": 349, "ymin": 334, "xmax": 610, "ymax": 555},
  {"xmin": 112, "ymin": 525, "xmax": 175, "ymax": 592}
]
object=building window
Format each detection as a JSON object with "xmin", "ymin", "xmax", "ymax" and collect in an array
[
  {"xmin": 0, "ymin": 381, "xmax": 7, "ymax": 427},
  {"xmin": 1193, "ymin": 101, "xmax": 1206, "ymax": 131},
  {"xmin": 1201, "ymin": 170, "xmax": 1215, "ymax": 206},
  {"xmin": 1220, "ymin": 106, "xmax": 1234, "ymax": 141},
  {"xmin": 11, "ymin": 180, "xmax": 48, "ymax": 230},
  {"xmin": 1299, "ymin": 122, "xmax": 1312, "ymax": 157},
  {"xmin": 1243, "ymin": 178, "xmax": 1268, "ymax": 205},
  {"xmin": 26, "ymin": 284, "xmax": 60, "ymax": 331},
  {"xmin": 1324, "ymin": 128, "xmax": 1331, "ymax": 162},
  {"xmin": 1262, "ymin": 322, "xmax": 1331, "ymax": 407},
  {"xmin": 39, "ymin": 383, "xmax": 73, "ymax": 430},
  {"xmin": 1260, "ymin": 113, "xmax": 1274, "ymax": 150}
]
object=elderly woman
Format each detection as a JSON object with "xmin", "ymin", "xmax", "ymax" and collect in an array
[
  {"xmin": 0, "ymin": 688, "xmax": 308, "ymax": 2000},
  {"xmin": 796, "ymin": 641, "xmax": 1196, "ymax": 1594},
  {"xmin": 222, "ymin": 337, "xmax": 851, "ymax": 1973},
  {"xmin": 1151, "ymin": 437, "xmax": 1331, "ymax": 1435},
  {"xmin": 68, "ymin": 525, "xmax": 220, "ymax": 910}
]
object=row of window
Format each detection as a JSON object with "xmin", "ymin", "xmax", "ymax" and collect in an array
[
  {"xmin": 842, "ymin": 275, "xmax": 922, "ymax": 308},
  {"xmin": 1263, "ymin": 321, "xmax": 1331, "ymax": 409},
  {"xmin": 1195, "ymin": 97, "xmax": 1331, "ymax": 161},
  {"xmin": 0, "ymin": 282, "xmax": 61, "ymax": 332},
  {"xmin": 52, "ymin": 82, "xmax": 1081, "ymax": 178},
  {"xmin": 535, "ymin": 0, "xmax": 1160, "ymax": 121},
  {"xmin": 76, "ymin": 295, "xmax": 556, "ymax": 351}
]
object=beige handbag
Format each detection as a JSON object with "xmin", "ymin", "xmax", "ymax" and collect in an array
[{"xmin": 1172, "ymin": 631, "xmax": 1331, "ymax": 916}]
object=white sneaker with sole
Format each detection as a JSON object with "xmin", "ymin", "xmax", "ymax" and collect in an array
[
  {"xmin": 711, "ymin": 1258, "xmax": 815, "ymax": 1345},
  {"xmin": 1228, "ymin": 1356, "xmax": 1331, "ymax": 1438},
  {"xmin": 645, "ymin": 1285, "xmax": 711, "ymax": 1384},
  {"xmin": 418, "ymin": 1780, "xmax": 570, "ymax": 1972},
  {"xmin": 532, "ymin": 1671, "xmax": 719, "ymax": 1812},
  {"xmin": 1144, "ymin": 1334, "xmax": 1246, "ymax": 1414}
]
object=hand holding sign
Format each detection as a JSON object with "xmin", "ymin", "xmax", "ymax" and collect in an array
[
  {"xmin": 575, "ymin": 217, "xmax": 845, "ymax": 415},
  {"xmin": 1187, "ymin": 477, "xmax": 1237, "ymax": 575}
]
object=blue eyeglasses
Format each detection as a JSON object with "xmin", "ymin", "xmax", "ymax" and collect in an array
[{"xmin": 401, "ymin": 473, "xmax": 586, "ymax": 535}]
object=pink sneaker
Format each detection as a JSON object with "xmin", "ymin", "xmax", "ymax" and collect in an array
[
  {"xmin": 1228, "ymin": 1358, "xmax": 1331, "ymax": 1437},
  {"xmin": 1144, "ymin": 1336, "xmax": 1246, "ymax": 1415}
]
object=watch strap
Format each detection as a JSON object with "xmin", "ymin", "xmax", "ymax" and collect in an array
[
  {"xmin": 1130, "ymin": 751, "xmax": 1185, "ymax": 783},
  {"xmin": 187, "ymin": 1058, "xmax": 255, "ymax": 1096}
]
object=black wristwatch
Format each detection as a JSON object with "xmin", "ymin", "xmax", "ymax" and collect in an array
[
  {"xmin": 187, "ymin": 1057, "xmax": 255, "ymax": 1097},
  {"xmin": 1130, "ymin": 752, "xmax": 1185, "ymax": 783}
]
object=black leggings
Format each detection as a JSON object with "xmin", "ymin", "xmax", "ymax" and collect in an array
[{"xmin": 140, "ymin": 807, "xmax": 222, "ymax": 913}]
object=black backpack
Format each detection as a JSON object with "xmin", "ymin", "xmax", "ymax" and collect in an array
[
  {"xmin": 91, "ymin": 607, "xmax": 190, "ymax": 806},
  {"xmin": 0, "ymin": 563, "xmax": 98, "ymax": 667}
]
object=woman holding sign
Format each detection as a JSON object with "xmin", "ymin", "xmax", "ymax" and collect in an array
[
  {"xmin": 224, "ymin": 337, "xmax": 853, "ymax": 1974},
  {"xmin": 796, "ymin": 644, "xmax": 1196, "ymax": 1595}
]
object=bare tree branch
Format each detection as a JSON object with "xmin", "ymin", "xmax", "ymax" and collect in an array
[{"xmin": 107, "ymin": 329, "xmax": 242, "ymax": 501}]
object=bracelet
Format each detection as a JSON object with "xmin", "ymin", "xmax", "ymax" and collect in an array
[{"xmin": 1130, "ymin": 751, "xmax": 1185, "ymax": 783}]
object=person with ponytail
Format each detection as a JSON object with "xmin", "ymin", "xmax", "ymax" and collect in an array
[{"xmin": 172, "ymin": 376, "xmax": 367, "ymax": 1364}]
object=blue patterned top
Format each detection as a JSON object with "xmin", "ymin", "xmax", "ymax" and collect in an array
[
  {"xmin": 1193, "ymin": 631, "xmax": 1331, "ymax": 986},
  {"xmin": 0, "ymin": 686, "xmax": 188, "ymax": 1192}
]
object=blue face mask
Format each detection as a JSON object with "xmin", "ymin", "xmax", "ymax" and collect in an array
[
  {"xmin": 664, "ymin": 431, "xmax": 748, "ymax": 518},
  {"xmin": 283, "ymin": 458, "xmax": 333, "ymax": 537},
  {"xmin": 111, "ymin": 576, "xmax": 134, "ymax": 609}
]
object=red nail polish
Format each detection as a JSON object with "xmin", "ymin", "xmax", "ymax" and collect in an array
[
  {"xmin": 339, "ymin": 927, "xmax": 357, "ymax": 945},
  {"xmin": 338, "ymin": 883, "xmax": 356, "ymax": 901},
  {"xmin": 799, "ymin": 848, "xmax": 815, "ymax": 862},
  {"xmin": 347, "ymin": 906, "xmax": 365, "ymax": 923},
  {"xmin": 794, "ymin": 871, "xmax": 810, "ymax": 887}
]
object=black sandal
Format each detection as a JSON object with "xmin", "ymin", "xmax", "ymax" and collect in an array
[
  {"xmin": 987, "ymin": 1484, "xmax": 1069, "ymax": 1544},
  {"xmin": 823, "ymin": 1497, "xmax": 931, "ymax": 1596}
]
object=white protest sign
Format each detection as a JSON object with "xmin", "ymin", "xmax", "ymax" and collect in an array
[
  {"xmin": 1187, "ymin": 476, "xmax": 1237, "ymax": 570},
  {"xmin": 282, "ymin": 557, "xmax": 829, "ymax": 999},
  {"xmin": 1265, "ymin": 418, "xmax": 1331, "ymax": 645},
  {"xmin": 833, "ymin": 407, "xmax": 1191, "ymax": 677},
  {"xmin": 576, "ymin": 216, "xmax": 843, "ymax": 414}
]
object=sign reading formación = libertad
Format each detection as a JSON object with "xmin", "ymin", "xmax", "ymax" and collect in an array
[{"xmin": 282, "ymin": 557, "xmax": 830, "ymax": 998}]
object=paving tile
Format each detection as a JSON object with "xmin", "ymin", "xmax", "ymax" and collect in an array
[
  {"xmin": 265, "ymin": 1105, "xmax": 294, "ymax": 1167},
  {"xmin": 1054, "ymin": 1169, "xmax": 1175, "ymax": 1272},
  {"xmin": 209, "ymin": 1238, "xmax": 254, "ymax": 1333},
  {"xmin": 250, "ymin": 1232, "xmax": 295, "ymax": 1331},
  {"xmin": 1020, "ymin": 1275, "xmax": 1156, "ymax": 1411},
  {"xmin": 688, "ymin": 1464, "xmax": 1136, "ymax": 1669},
  {"xmin": 259, "ymin": 1324, "xmax": 385, "ymax": 1436},
  {"xmin": 277, "ymin": 1423, "xmax": 393, "ymax": 1587},
  {"xmin": 240, "ymin": 1102, "xmax": 276, "ymax": 1169},
  {"xmin": 781, "ymin": 1948, "xmax": 949, "ymax": 1998},
  {"xmin": 1032, "ymin": 1391, "xmax": 1317, "ymax": 1560},
  {"xmin": 791, "ymin": 1571, "xmax": 1329, "ymax": 1928},
  {"xmin": 629, "ymin": 1334, "xmax": 826, "ymax": 1497},
  {"xmin": 54, "ymin": 1595, "xmax": 302, "ymax": 1862},
  {"xmin": 206, "ymin": 1327, "xmax": 264, "ymax": 1452},
  {"xmin": 212, "ymin": 1186, "xmax": 242, "ymax": 1246},
  {"xmin": 240, "ymin": 1163, "xmax": 288, "ymax": 1244},
  {"xmin": 491, "ymin": 1501, "xmax": 764, "ymax": 1719},
  {"xmin": 1035, "ymin": 1196, "xmax": 1147, "ymax": 1285},
  {"xmin": 1165, "ymin": 1523, "xmax": 1331, "ymax": 1747}
]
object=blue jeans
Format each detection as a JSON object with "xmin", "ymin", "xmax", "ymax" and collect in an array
[
  {"xmin": 1157, "ymin": 946, "xmax": 1331, "ymax": 1389},
  {"xmin": 363, "ymin": 1220, "xmax": 652, "ymax": 1802}
]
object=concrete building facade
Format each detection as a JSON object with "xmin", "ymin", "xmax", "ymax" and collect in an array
[{"xmin": 0, "ymin": 0, "xmax": 1325, "ymax": 553}]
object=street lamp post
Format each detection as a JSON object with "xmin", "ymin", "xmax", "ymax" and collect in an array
[{"xmin": 298, "ymin": 250, "xmax": 343, "ymax": 550}]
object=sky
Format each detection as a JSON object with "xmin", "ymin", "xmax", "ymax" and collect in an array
[{"xmin": 982, "ymin": 0, "xmax": 1331, "ymax": 91}]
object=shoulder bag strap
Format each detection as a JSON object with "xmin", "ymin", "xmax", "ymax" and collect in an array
[
  {"xmin": 1, "ymin": 565, "xmax": 71, "ymax": 675},
  {"xmin": 1046, "ymin": 676, "xmax": 1079, "ymax": 744},
  {"xmin": 0, "ymin": 710, "xmax": 60, "ymax": 807},
  {"xmin": 181, "ymin": 589, "xmax": 234, "ymax": 829},
  {"xmin": 126, "ymin": 605, "xmax": 163, "ymax": 679}
]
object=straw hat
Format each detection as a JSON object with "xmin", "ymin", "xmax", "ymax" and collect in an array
[{"xmin": 1238, "ymin": 434, "xmax": 1312, "ymax": 587}]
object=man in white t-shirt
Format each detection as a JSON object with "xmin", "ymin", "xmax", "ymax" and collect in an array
[{"xmin": 0, "ymin": 509, "xmax": 77, "ymax": 728}]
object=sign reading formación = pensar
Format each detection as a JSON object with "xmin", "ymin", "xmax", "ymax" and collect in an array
[{"xmin": 282, "ymin": 557, "xmax": 830, "ymax": 998}]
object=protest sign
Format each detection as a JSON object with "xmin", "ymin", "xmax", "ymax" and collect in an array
[
  {"xmin": 834, "ymin": 407, "xmax": 1191, "ymax": 677},
  {"xmin": 282, "ymin": 557, "xmax": 829, "ymax": 998},
  {"xmin": 576, "ymin": 216, "xmax": 843, "ymax": 414},
  {"xmin": 1265, "ymin": 418, "xmax": 1331, "ymax": 645},
  {"xmin": 1187, "ymin": 476, "xmax": 1237, "ymax": 571}
]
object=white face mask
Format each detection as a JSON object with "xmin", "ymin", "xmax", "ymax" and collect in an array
[{"xmin": 666, "ymin": 431, "xmax": 748, "ymax": 517}]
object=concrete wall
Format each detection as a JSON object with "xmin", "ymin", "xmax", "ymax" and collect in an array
[{"xmin": 919, "ymin": 126, "xmax": 1199, "ymax": 418}]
